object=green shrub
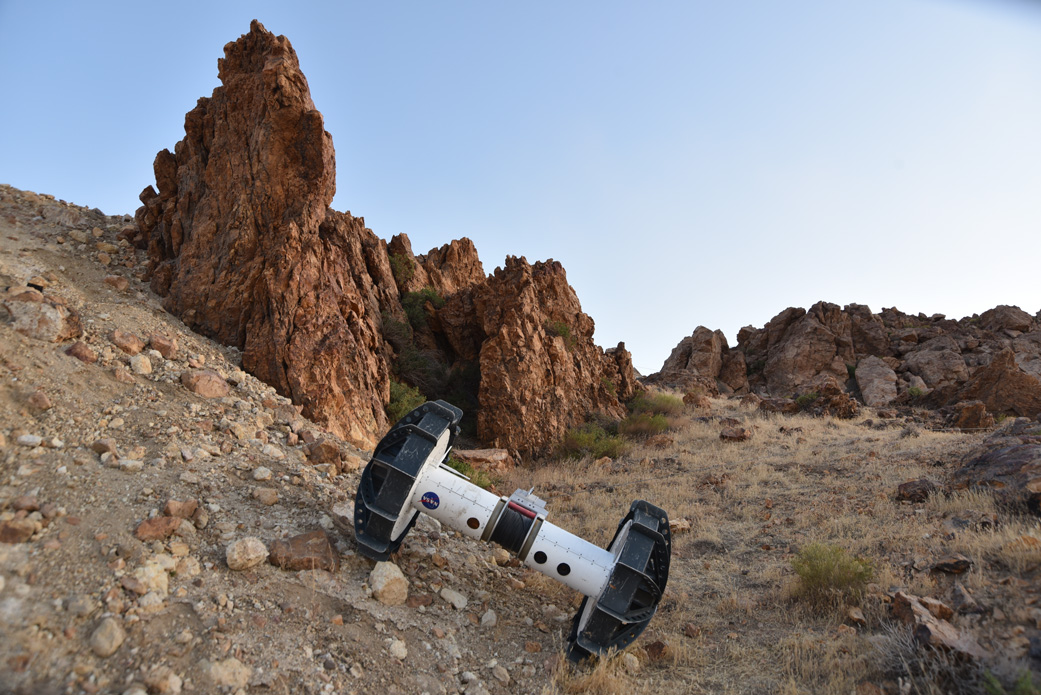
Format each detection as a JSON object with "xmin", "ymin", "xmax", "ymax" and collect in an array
[
  {"xmin": 791, "ymin": 543, "xmax": 873, "ymax": 605},
  {"xmin": 618, "ymin": 412, "xmax": 670, "ymax": 437},
  {"xmin": 600, "ymin": 376, "xmax": 617, "ymax": 396},
  {"xmin": 545, "ymin": 320, "xmax": 578, "ymax": 350},
  {"xmin": 628, "ymin": 392, "xmax": 684, "ymax": 417},
  {"xmin": 444, "ymin": 456, "xmax": 493, "ymax": 490},
  {"xmin": 748, "ymin": 359, "xmax": 766, "ymax": 375},
  {"xmin": 794, "ymin": 392, "xmax": 819, "ymax": 408},
  {"xmin": 983, "ymin": 671, "xmax": 1040, "ymax": 695},
  {"xmin": 389, "ymin": 253, "xmax": 415, "ymax": 287},
  {"xmin": 387, "ymin": 380, "xmax": 426, "ymax": 423},
  {"xmin": 907, "ymin": 386, "xmax": 924, "ymax": 398},
  {"xmin": 846, "ymin": 363, "xmax": 856, "ymax": 380},
  {"xmin": 395, "ymin": 344, "xmax": 447, "ymax": 396},
  {"xmin": 381, "ymin": 311, "xmax": 413, "ymax": 352},
  {"xmin": 557, "ymin": 424, "xmax": 629, "ymax": 460},
  {"xmin": 402, "ymin": 288, "xmax": 446, "ymax": 331}
]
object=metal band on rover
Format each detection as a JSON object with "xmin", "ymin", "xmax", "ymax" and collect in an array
[{"xmin": 353, "ymin": 400, "xmax": 671, "ymax": 661}]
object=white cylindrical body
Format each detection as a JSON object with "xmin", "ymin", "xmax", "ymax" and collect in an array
[
  {"xmin": 408, "ymin": 463, "xmax": 502, "ymax": 542},
  {"xmin": 521, "ymin": 520, "xmax": 614, "ymax": 597},
  {"xmin": 407, "ymin": 463, "xmax": 614, "ymax": 597}
]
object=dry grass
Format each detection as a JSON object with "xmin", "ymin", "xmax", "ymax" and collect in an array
[{"xmin": 507, "ymin": 395, "xmax": 1041, "ymax": 694}]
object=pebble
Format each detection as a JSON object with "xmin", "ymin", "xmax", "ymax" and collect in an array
[
  {"xmin": 89, "ymin": 617, "xmax": 126, "ymax": 657},
  {"xmin": 131, "ymin": 354, "xmax": 152, "ymax": 375},
  {"xmin": 253, "ymin": 466, "xmax": 273, "ymax": 481},
  {"xmin": 441, "ymin": 587, "xmax": 468, "ymax": 610},
  {"xmin": 226, "ymin": 537, "xmax": 267, "ymax": 570},
  {"xmin": 119, "ymin": 459, "xmax": 144, "ymax": 472},
  {"xmin": 388, "ymin": 639, "xmax": 408, "ymax": 660},
  {"xmin": 205, "ymin": 657, "xmax": 252, "ymax": 689},
  {"xmin": 491, "ymin": 665, "xmax": 510, "ymax": 684},
  {"xmin": 370, "ymin": 561, "xmax": 409, "ymax": 606},
  {"xmin": 481, "ymin": 609, "xmax": 497, "ymax": 628},
  {"xmin": 16, "ymin": 434, "xmax": 42, "ymax": 447},
  {"xmin": 252, "ymin": 488, "xmax": 278, "ymax": 506},
  {"xmin": 261, "ymin": 444, "xmax": 284, "ymax": 459}
]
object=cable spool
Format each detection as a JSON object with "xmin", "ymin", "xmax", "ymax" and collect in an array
[{"xmin": 489, "ymin": 504, "xmax": 535, "ymax": 554}]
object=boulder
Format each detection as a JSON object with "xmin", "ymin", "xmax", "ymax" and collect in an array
[
  {"xmin": 2, "ymin": 289, "xmax": 82, "ymax": 342},
  {"xmin": 891, "ymin": 591, "xmax": 986, "ymax": 659},
  {"xmin": 949, "ymin": 349, "xmax": 1041, "ymax": 419},
  {"xmin": 855, "ymin": 356, "xmax": 897, "ymax": 407},
  {"xmin": 180, "ymin": 370, "xmax": 230, "ymax": 399},
  {"xmin": 951, "ymin": 441, "xmax": 1041, "ymax": 512},
  {"xmin": 980, "ymin": 305, "xmax": 1034, "ymax": 334},
  {"xmin": 947, "ymin": 401, "xmax": 995, "ymax": 430},
  {"xmin": 451, "ymin": 448, "xmax": 515, "ymax": 473}
]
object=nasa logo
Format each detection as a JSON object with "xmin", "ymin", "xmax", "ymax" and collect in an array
[{"xmin": 421, "ymin": 491, "xmax": 440, "ymax": 510}]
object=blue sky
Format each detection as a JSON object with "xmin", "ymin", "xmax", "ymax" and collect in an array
[{"xmin": 2, "ymin": 1, "xmax": 1040, "ymax": 374}]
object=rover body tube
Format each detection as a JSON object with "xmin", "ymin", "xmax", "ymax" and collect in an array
[
  {"xmin": 407, "ymin": 464, "xmax": 614, "ymax": 597},
  {"xmin": 408, "ymin": 463, "xmax": 503, "ymax": 542},
  {"xmin": 521, "ymin": 521, "xmax": 613, "ymax": 597}
]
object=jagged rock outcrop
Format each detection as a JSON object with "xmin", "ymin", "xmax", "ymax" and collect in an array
[
  {"xmin": 469, "ymin": 257, "xmax": 632, "ymax": 456},
  {"xmin": 135, "ymin": 21, "xmax": 393, "ymax": 447},
  {"xmin": 134, "ymin": 21, "xmax": 633, "ymax": 453},
  {"xmin": 653, "ymin": 302, "xmax": 1041, "ymax": 421}
]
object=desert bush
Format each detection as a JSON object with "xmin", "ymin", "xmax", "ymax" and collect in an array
[
  {"xmin": 381, "ymin": 311, "xmax": 413, "ymax": 352},
  {"xmin": 907, "ymin": 386, "xmax": 924, "ymax": 398},
  {"xmin": 983, "ymin": 671, "xmax": 1040, "ymax": 695},
  {"xmin": 794, "ymin": 392, "xmax": 819, "ymax": 409},
  {"xmin": 618, "ymin": 412, "xmax": 670, "ymax": 437},
  {"xmin": 444, "ymin": 456, "xmax": 493, "ymax": 490},
  {"xmin": 389, "ymin": 252, "xmax": 415, "ymax": 287},
  {"xmin": 387, "ymin": 380, "xmax": 425, "ymax": 423},
  {"xmin": 544, "ymin": 320, "xmax": 577, "ymax": 350},
  {"xmin": 395, "ymin": 344, "xmax": 448, "ymax": 395},
  {"xmin": 628, "ymin": 391, "xmax": 684, "ymax": 417},
  {"xmin": 600, "ymin": 376, "xmax": 616, "ymax": 396},
  {"xmin": 790, "ymin": 542, "xmax": 873, "ymax": 605},
  {"xmin": 748, "ymin": 358, "xmax": 766, "ymax": 374},
  {"xmin": 557, "ymin": 423, "xmax": 629, "ymax": 460},
  {"xmin": 402, "ymin": 287, "xmax": 445, "ymax": 331}
]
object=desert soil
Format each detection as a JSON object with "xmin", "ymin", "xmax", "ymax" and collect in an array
[{"xmin": 1, "ymin": 184, "xmax": 1039, "ymax": 695}]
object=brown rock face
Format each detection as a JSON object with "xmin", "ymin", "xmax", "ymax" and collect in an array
[
  {"xmin": 652, "ymin": 302, "xmax": 1041, "ymax": 421},
  {"xmin": 136, "ymin": 21, "xmax": 390, "ymax": 447},
  {"xmin": 471, "ymin": 257, "xmax": 631, "ymax": 456},
  {"xmin": 136, "ymin": 22, "xmax": 635, "ymax": 454}
]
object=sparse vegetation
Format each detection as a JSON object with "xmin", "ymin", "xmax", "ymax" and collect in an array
[
  {"xmin": 545, "ymin": 319, "xmax": 577, "ymax": 350},
  {"xmin": 444, "ymin": 455, "xmax": 493, "ymax": 490},
  {"xmin": 794, "ymin": 391, "xmax": 819, "ymax": 408},
  {"xmin": 389, "ymin": 252, "xmax": 415, "ymax": 287},
  {"xmin": 557, "ymin": 423, "xmax": 629, "ymax": 460},
  {"xmin": 984, "ymin": 671, "xmax": 1041, "ymax": 695},
  {"xmin": 618, "ymin": 412, "xmax": 670, "ymax": 437},
  {"xmin": 402, "ymin": 287, "xmax": 445, "ymax": 331},
  {"xmin": 600, "ymin": 376, "xmax": 616, "ymax": 396},
  {"xmin": 628, "ymin": 391, "xmax": 684, "ymax": 417},
  {"xmin": 748, "ymin": 358, "xmax": 766, "ymax": 374},
  {"xmin": 908, "ymin": 386, "xmax": 924, "ymax": 398},
  {"xmin": 790, "ymin": 542, "xmax": 873, "ymax": 605},
  {"xmin": 386, "ymin": 379, "xmax": 425, "ymax": 422}
]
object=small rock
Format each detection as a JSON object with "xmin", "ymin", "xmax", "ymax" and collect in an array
[
  {"xmin": 163, "ymin": 499, "xmax": 198, "ymax": 519},
  {"xmin": 147, "ymin": 334, "xmax": 178, "ymax": 359},
  {"xmin": 253, "ymin": 466, "xmax": 273, "ymax": 481},
  {"xmin": 143, "ymin": 665, "xmax": 182, "ymax": 694},
  {"xmin": 951, "ymin": 582, "xmax": 982, "ymax": 614},
  {"xmin": 621, "ymin": 652, "xmax": 640, "ymax": 674},
  {"xmin": 65, "ymin": 341, "xmax": 97, "ymax": 363},
  {"xmin": 134, "ymin": 517, "xmax": 181, "ymax": 541},
  {"xmin": 103, "ymin": 275, "xmax": 129, "ymax": 291},
  {"xmin": 369, "ymin": 561, "xmax": 410, "ymax": 606},
  {"xmin": 896, "ymin": 479, "xmax": 936, "ymax": 504},
  {"xmin": 253, "ymin": 488, "xmax": 278, "ymax": 506},
  {"xmin": 306, "ymin": 438, "xmax": 341, "ymax": 464},
  {"xmin": 11, "ymin": 496, "xmax": 39, "ymax": 512},
  {"xmin": 269, "ymin": 530, "xmax": 338, "ymax": 571},
  {"xmin": 720, "ymin": 427, "xmax": 752, "ymax": 442},
  {"xmin": 261, "ymin": 444, "xmax": 284, "ymax": 460},
  {"xmin": 932, "ymin": 554, "xmax": 972, "ymax": 574},
  {"xmin": 0, "ymin": 519, "xmax": 36, "ymax": 544},
  {"xmin": 118, "ymin": 458, "xmax": 143, "ymax": 472},
  {"xmin": 89, "ymin": 617, "xmax": 125, "ymax": 657},
  {"xmin": 92, "ymin": 438, "xmax": 119, "ymax": 455},
  {"xmin": 481, "ymin": 609, "xmax": 497, "ymax": 628},
  {"xmin": 848, "ymin": 607, "xmax": 867, "ymax": 626},
  {"xmin": 205, "ymin": 658, "xmax": 251, "ymax": 689},
  {"xmin": 27, "ymin": 390, "xmax": 52, "ymax": 411},
  {"xmin": 226, "ymin": 537, "xmax": 268, "ymax": 570},
  {"xmin": 110, "ymin": 329, "xmax": 145, "ymax": 355},
  {"xmin": 491, "ymin": 665, "xmax": 510, "ymax": 684},
  {"xmin": 16, "ymin": 434, "xmax": 42, "ymax": 447},
  {"xmin": 180, "ymin": 370, "xmax": 229, "ymax": 398},
  {"xmin": 441, "ymin": 587, "xmax": 468, "ymax": 610},
  {"xmin": 130, "ymin": 354, "xmax": 152, "ymax": 375},
  {"xmin": 388, "ymin": 639, "xmax": 408, "ymax": 660}
]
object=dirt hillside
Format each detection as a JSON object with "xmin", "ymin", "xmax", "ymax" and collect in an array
[{"xmin": 2, "ymin": 184, "xmax": 1040, "ymax": 695}]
